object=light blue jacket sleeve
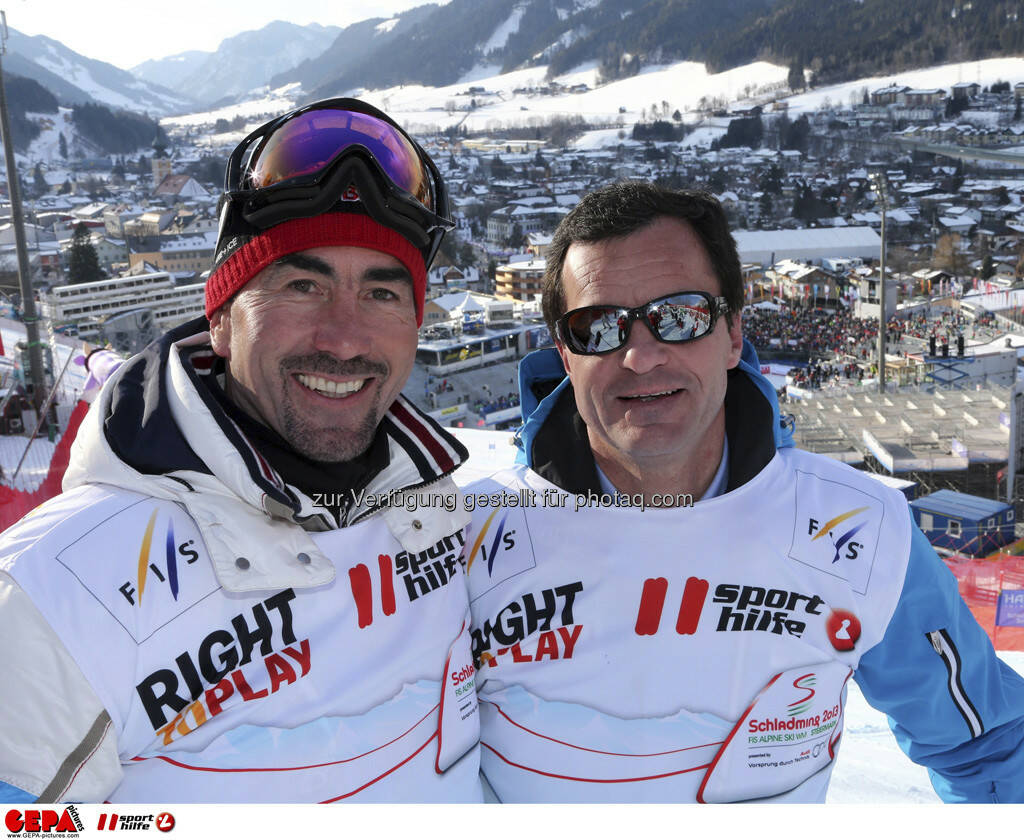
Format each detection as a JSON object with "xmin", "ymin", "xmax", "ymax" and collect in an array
[{"xmin": 854, "ymin": 525, "xmax": 1024, "ymax": 802}]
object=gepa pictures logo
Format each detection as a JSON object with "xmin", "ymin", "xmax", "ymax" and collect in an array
[
  {"xmin": 118, "ymin": 509, "xmax": 200, "ymax": 607},
  {"xmin": 5, "ymin": 807, "xmax": 83, "ymax": 835},
  {"xmin": 807, "ymin": 506, "xmax": 868, "ymax": 564}
]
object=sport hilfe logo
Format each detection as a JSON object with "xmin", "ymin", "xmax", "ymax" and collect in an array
[
  {"xmin": 95, "ymin": 812, "xmax": 175, "ymax": 832},
  {"xmin": 634, "ymin": 576, "xmax": 709, "ymax": 636},
  {"xmin": 634, "ymin": 577, "xmax": 825, "ymax": 639},
  {"xmin": 349, "ymin": 531, "xmax": 467, "ymax": 628}
]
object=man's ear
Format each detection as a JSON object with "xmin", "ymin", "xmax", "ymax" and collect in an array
[
  {"xmin": 726, "ymin": 314, "xmax": 743, "ymax": 370},
  {"xmin": 555, "ymin": 339, "xmax": 574, "ymax": 378},
  {"xmin": 208, "ymin": 305, "xmax": 231, "ymax": 359}
]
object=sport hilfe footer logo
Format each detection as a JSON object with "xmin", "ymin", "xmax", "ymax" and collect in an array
[
  {"xmin": 633, "ymin": 577, "xmax": 827, "ymax": 639},
  {"xmin": 808, "ymin": 506, "xmax": 869, "ymax": 564},
  {"xmin": 96, "ymin": 812, "xmax": 175, "ymax": 832}
]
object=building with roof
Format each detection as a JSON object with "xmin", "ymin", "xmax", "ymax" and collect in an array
[
  {"xmin": 158, "ymin": 230, "xmax": 217, "ymax": 274},
  {"xmin": 153, "ymin": 174, "xmax": 211, "ymax": 200},
  {"xmin": 910, "ymin": 490, "xmax": 1015, "ymax": 557},
  {"xmin": 494, "ymin": 257, "xmax": 546, "ymax": 302},
  {"xmin": 733, "ymin": 226, "xmax": 882, "ymax": 266}
]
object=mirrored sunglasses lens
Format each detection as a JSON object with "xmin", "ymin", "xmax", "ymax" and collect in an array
[
  {"xmin": 566, "ymin": 307, "xmax": 624, "ymax": 353},
  {"xmin": 247, "ymin": 109, "xmax": 434, "ymax": 210},
  {"xmin": 652, "ymin": 295, "xmax": 713, "ymax": 341}
]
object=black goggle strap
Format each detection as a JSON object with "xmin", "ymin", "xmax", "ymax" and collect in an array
[
  {"xmin": 217, "ymin": 157, "xmax": 450, "ymax": 268},
  {"xmin": 226, "ymin": 101, "xmax": 448, "ymax": 212},
  {"xmin": 220, "ymin": 100, "xmax": 452, "ymax": 268}
]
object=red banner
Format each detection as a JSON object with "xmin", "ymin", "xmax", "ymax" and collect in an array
[{"xmin": 0, "ymin": 400, "xmax": 90, "ymax": 532}]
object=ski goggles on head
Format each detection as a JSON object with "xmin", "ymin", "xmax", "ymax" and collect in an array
[
  {"xmin": 217, "ymin": 97, "xmax": 454, "ymax": 268},
  {"xmin": 557, "ymin": 291, "xmax": 730, "ymax": 356}
]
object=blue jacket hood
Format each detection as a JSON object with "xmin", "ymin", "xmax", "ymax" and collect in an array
[{"xmin": 513, "ymin": 338, "xmax": 793, "ymax": 467}]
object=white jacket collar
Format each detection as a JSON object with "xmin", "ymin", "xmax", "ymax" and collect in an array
[{"xmin": 64, "ymin": 330, "xmax": 470, "ymax": 592}]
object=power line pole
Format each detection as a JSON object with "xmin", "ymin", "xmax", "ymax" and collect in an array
[
  {"xmin": 0, "ymin": 10, "xmax": 46, "ymax": 415},
  {"xmin": 871, "ymin": 172, "xmax": 888, "ymax": 394}
]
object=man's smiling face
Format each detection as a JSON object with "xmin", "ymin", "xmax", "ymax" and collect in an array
[
  {"xmin": 556, "ymin": 216, "xmax": 743, "ymax": 478},
  {"xmin": 209, "ymin": 245, "xmax": 418, "ymax": 462}
]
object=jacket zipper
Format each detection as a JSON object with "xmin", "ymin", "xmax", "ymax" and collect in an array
[{"xmin": 926, "ymin": 629, "xmax": 984, "ymax": 738}]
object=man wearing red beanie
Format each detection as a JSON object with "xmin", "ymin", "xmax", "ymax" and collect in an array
[{"xmin": 0, "ymin": 99, "xmax": 481, "ymax": 803}]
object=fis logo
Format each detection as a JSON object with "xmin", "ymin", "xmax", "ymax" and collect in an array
[
  {"xmin": 787, "ymin": 673, "xmax": 816, "ymax": 717},
  {"xmin": 119, "ymin": 509, "xmax": 200, "ymax": 607},
  {"xmin": 118, "ymin": 508, "xmax": 200, "ymax": 606},
  {"xmin": 808, "ymin": 506, "xmax": 868, "ymax": 564},
  {"xmin": 467, "ymin": 509, "xmax": 516, "ymax": 576}
]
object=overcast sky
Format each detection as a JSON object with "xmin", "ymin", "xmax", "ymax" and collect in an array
[{"xmin": 4, "ymin": 0, "xmax": 444, "ymax": 70}]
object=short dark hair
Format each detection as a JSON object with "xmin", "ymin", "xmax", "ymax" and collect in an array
[{"xmin": 541, "ymin": 182, "xmax": 743, "ymax": 337}]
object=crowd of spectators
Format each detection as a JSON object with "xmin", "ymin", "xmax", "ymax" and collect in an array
[
  {"xmin": 740, "ymin": 303, "xmax": 1010, "ymax": 392},
  {"xmin": 475, "ymin": 392, "xmax": 520, "ymax": 417},
  {"xmin": 742, "ymin": 306, "xmax": 882, "ymax": 361},
  {"xmin": 787, "ymin": 360, "xmax": 867, "ymax": 388}
]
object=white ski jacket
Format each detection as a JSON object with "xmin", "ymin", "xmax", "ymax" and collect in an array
[{"xmin": 0, "ymin": 319, "xmax": 481, "ymax": 803}]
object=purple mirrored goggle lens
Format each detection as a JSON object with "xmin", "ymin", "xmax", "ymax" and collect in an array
[
  {"xmin": 561, "ymin": 293, "xmax": 718, "ymax": 354},
  {"xmin": 246, "ymin": 108, "xmax": 434, "ymax": 211}
]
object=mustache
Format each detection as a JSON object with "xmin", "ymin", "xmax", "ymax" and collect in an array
[{"xmin": 281, "ymin": 353, "xmax": 388, "ymax": 378}]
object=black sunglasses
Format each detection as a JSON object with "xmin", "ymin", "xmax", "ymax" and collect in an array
[{"xmin": 557, "ymin": 291, "xmax": 730, "ymax": 356}]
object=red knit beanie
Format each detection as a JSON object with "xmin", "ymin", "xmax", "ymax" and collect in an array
[{"xmin": 205, "ymin": 213, "xmax": 427, "ymax": 325}]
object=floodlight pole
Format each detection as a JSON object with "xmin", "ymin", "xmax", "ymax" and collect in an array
[
  {"xmin": 0, "ymin": 11, "xmax": 46, "ymax": 414},
  {"xmin": 872, "ymin": 173, "xmax": 888, "ymax": 394}
]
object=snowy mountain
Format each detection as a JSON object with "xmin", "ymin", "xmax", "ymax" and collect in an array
[
  {"xmin": 134, "ymin": 21, "xmax": 341, "ymax": 109},
  {"xmin": 3, "ymin": 28, "xmax": 192, "ymax": 116},
  {"xmin": 131, "ymin": 51, "xmax": 211, "ymax": 93},
  {"xmin": 259, "ymin": 0, "xmax": 1024, "ymax": 103},
  {"xmin": 161, "ymin": 53, "xmax": 1024, "ymax": 161}
]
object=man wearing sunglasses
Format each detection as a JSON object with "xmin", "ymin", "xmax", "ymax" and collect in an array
[
  {"xmin": 0, "ymin": 99, "xmax": 481, "ymax": 802},
  {"xmin": 466, "ymin": 182, "xmax": 1024, "ymax": 802}
]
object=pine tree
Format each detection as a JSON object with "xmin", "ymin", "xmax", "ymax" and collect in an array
[
  {"xmin": 31, "ymin": 164, "xmax": 47, "ymax": 197},
  {"xmin": 788, "ymin": 60, "xmax": 805, "ymax": 92},
  {"xmin": 58, "ymin": 132, "xmax": 67, "ymax": 159},
  {"xmin": 982, "ymin": 255, "xmax": 995, "ymax": 280},
  {"xmin": 67, "ymin": 222, "xmax": 103, "ymax": 284}
]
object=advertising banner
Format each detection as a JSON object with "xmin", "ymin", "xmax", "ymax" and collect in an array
[{"xmin": 996, "ymin": 590, "xmax": 1024, "ymax": 627}]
